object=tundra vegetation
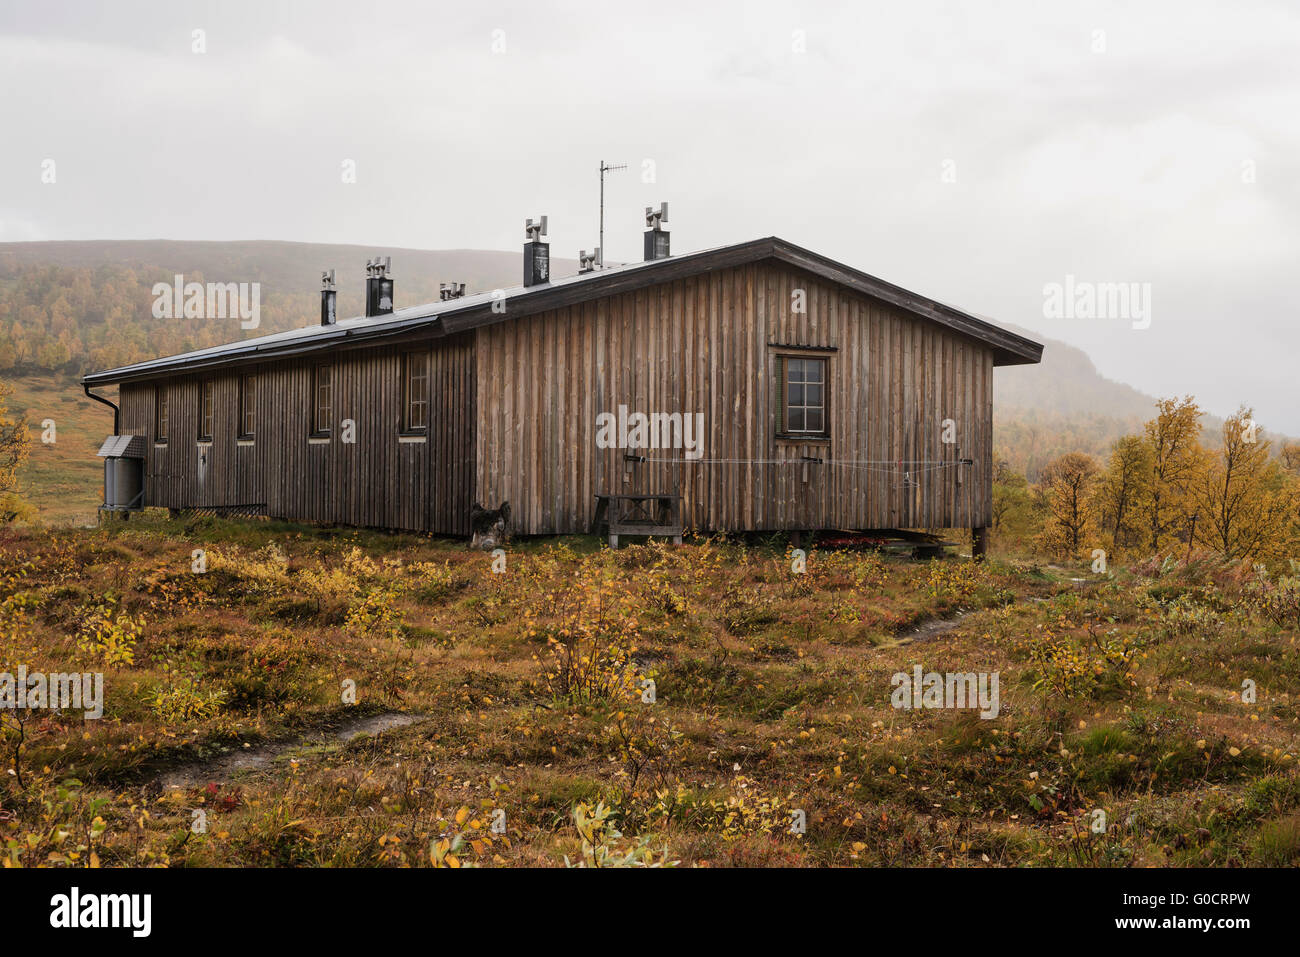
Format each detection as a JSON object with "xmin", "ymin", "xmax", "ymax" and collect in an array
[{"xmin": 0, "ymin": 394, "xmax": 1297, "ymax": 867}]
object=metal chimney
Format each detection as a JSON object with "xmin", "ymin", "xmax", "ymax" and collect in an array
[
  {"xmin": 365, "ymin": 256, "xmax": 393, "ymax": 317},
  {"xmin": 320, "ymin": 270, "xmax": 337, "ymax": 326},
  {"xmin": 439, "ymin": 282, "xmax": 466, "ymax": 301},
  {"xmin": 578, "ymin": 249, "xmax": 599, "ymax": 274},
  {"xmin": 523, "ymin": 217, "xmax": 550, "ymax": 286},
  {"xmin": 644, "ymin": 203, "xmax": 670, "ymax": 261}
]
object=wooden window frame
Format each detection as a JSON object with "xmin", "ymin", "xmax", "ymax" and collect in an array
[
  {"xmin": 154, "ymin": 384, "xmax": 169, "ymax": 444},
  {"xmin": 775, "ymin": 352, "xmax": 831, "ymax": 441},
  {"xmin": 400, "ymin": 351, "xmax": 429, "ymax": 436},
  {"xmin": 311, "ymin": 364, "xmax": 333, "ymax": 438},
  {"xmin": 238, "ymin": 373, "xmax": 256, "ymax": 441},
  {"xmin": 198, "ymin": 379, "xmax": 214, "ymax": 443}
]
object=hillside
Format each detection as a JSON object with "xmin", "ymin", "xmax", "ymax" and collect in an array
[
  {"xmin": 990, "ymin": 322, "xmax": 1199, "ymax": 480},
  {"xmin": 995, "ymin": 322, "xmax": 1160, "ymax": 420}
]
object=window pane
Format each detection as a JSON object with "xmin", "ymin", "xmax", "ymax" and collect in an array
[
  {"xmin": 404, "ymin": 353, "xmax": 428, "ymax": 431},
  {"xmin": 242, "ymin": 376, "xmax": 255, "ymax": 436},
  {"xmin": 315, "ymin": 367, "xmax": 332, "ymax": 432},
  {"xmin": 779, "ymin": 354, "xmax": 829, "ymax": 434},
  {"xmin": 201, "ymin": 381, "xmax": 214, "ymax": 438}
]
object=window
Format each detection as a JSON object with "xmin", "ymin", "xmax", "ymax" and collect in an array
[
  {"xmin": 238, "ymin": 374, "xmax": 256, "ymax": 440},
  {"xmin": 312, "ymin": 365, "xmax": 333, "ymax": 437},
  {"xmin": 198, "ymin": 379, "xmax": 214, "ymax": 442},
  {"xmin": 780, "ymin": 356, "xmax": 828, "ymax": 437},
  {"xmin": 155, "ymin": 385, "xmax": 169, "ymax": 443},
  {"xmin": 401, "ymin": 351, "xmax": 429, "ymax": 434}
]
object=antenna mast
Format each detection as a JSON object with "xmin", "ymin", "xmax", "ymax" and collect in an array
[{"xmin": 598, "ymin": 160, "xmax": 627, "ymax": 268}]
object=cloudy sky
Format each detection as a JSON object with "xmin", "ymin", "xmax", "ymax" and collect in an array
[{"xmin": 2, "ymin": 1, "xmax": 1297, "ymax": 431}]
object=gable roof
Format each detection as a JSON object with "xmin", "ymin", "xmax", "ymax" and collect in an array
[{"xmin": 82, "ymin": 236, "xmax": 1042, "ymax": 386}]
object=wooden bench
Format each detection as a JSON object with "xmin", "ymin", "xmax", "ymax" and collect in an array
[{"xmin": 591, "ymin": 494, "xmax": 683, "ymax": 548}]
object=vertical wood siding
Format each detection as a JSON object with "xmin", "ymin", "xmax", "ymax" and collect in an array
[
  {"xmin": 474, "ymin": 261, "xmax": 994, "ymax": 534},
  {"xmin": 119, "ymin": 334, "xmax": 475, "ymax": 535}
]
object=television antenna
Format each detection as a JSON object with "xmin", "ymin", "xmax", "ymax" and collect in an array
[{"xmin": 598, "ymin": 160, "xmax": 627, "ymax": 268}]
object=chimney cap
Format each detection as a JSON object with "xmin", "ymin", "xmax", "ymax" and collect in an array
[
  {"xmin": 321, "ymin": 269, "xmax": 336, "ymax": 290},
  {"xmin": 525, "ymin": 216, "xmax": 548, "ymax": 242},
  {"xmin": 646, "ymin": 202, "xmax": 668, "ymax": 229}
]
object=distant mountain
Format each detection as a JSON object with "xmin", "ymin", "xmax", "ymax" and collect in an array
[
  {"xmin": 994, "ymin": 321, "xmax": 1162, "ymax": 420},
  {"xmin": 990, "ymin": 321, "xmax": 1242, "ymax": 479}
]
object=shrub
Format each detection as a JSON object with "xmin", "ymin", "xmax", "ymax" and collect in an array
[
  {"xmin": 345, "ymin": 584, "xmax": 406, "ymax": 643},
  {"xmin": 717, "ymin": 583, "xmax": 778, "ymax": 637},
  {"xmin": 408, "ymin": 560, "xmax": 464, "ymax": 604},
  {"xmin": 145, "ymin": 676, "xmax": 228, "ymax": 722},
  {"xmin": 1157, "ymin": 595, "xmax": 1225, "ymax": 640},
  {"xmin": 76, "ymin": 599, "xmax": 143, "ymax": 666},
  {"xmin": 208, "ymin": 543, "xmax": 291, "ymax": 594},
  {"xmin": 1015, "ymin": 622, "xmax": 1140, "ymax": 699},
  {"xmin": 1247, "ymin": 576, "xmax": 1300, "ymax": 629},
  {"xmin": 565, "ymin": 801, "xmax": 676, "ymax": 867},
  {"xmin": 295, "ymin": 565, "xmax": 359, "ymax": 623},
  {"xmin": 645, "ymin": 776, "xmax": 791, "ymax": 840}
]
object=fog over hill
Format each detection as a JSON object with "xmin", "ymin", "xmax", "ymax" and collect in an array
[
  {"xmin": 995, "ymin": 321, "xmax": 1163, "ymax": 421},
  {"xmin": 0, "ymin": 239, "xmax": 581, "ymax": 326}
]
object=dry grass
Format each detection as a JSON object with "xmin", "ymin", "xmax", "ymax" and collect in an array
[{"xmin": 0, "ymin": 513, "xmax": 1297, "ymax": 867}]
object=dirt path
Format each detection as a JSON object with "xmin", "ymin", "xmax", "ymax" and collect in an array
[
  {"xmin": 154, "ymin": 711, "xmax": 425, "ymax": 792},
  {"xmin": 897, "ymin": 610, "xmax": 971, "ymax": 644},
  {"xmin": 894, "ymin": 592, "xmax": 1052, "ymax": 645}
]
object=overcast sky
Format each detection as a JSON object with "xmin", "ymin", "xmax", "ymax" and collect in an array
[{"xmin": 2, "ymin": 1, "xmax": 1297, "ymax": 432}]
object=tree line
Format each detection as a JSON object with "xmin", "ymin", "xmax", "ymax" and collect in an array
[
  {"xmin": 0, "ymin": 263, "xmax": 310, "ymax": 376},
  {"xmin": 995, "ymin": 397, "xmax": 1300, "ymax": 567}
]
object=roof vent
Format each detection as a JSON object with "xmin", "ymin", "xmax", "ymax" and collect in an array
[
  {"xmin": 440, "ymin": 282, "xmax": 466, "ymax": 301},
  {"xmin": 523, "ymin": 216, "xmax": 549, "ymax": 286},
  {"xmin": 644, "ymin": 203, "xmax": 669, "ymax": 261},
  {"xmin": 320, "ymin": 269, "xmax": 337, "ymax": 326},
  {"xmin": 365, "ymin": 256, "xmax": 393, "ymax": 317},
  {"xmin": 578, "ymin": 249, "xmax": 599, "ymax": 274}
]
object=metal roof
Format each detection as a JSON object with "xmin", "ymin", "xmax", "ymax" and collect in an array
[
  {"xmin": 82, "ymin": 237, "xmax": 1043, "ymax": 386},
  {"xmin": 97, "ymin": 434, "xmax": 146, "ymax": 458}
]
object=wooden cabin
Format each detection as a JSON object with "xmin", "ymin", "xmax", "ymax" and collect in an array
[{"xmin": 82, "ymin": 233, "xmax": 1042, "ymax": 550}]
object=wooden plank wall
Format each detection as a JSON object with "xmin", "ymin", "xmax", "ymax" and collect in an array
[
  {"xmin": 118, "ymin": 334, "xmax": 476, "ymax": 535},
  {"xmin": 474, "ymin": 261, "xmax": 993, "ymax": 534}
]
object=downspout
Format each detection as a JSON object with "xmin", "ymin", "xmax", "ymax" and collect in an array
[{"xmin": 83, "ymin": 382, "xmax": 119, "ymax": 434}]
